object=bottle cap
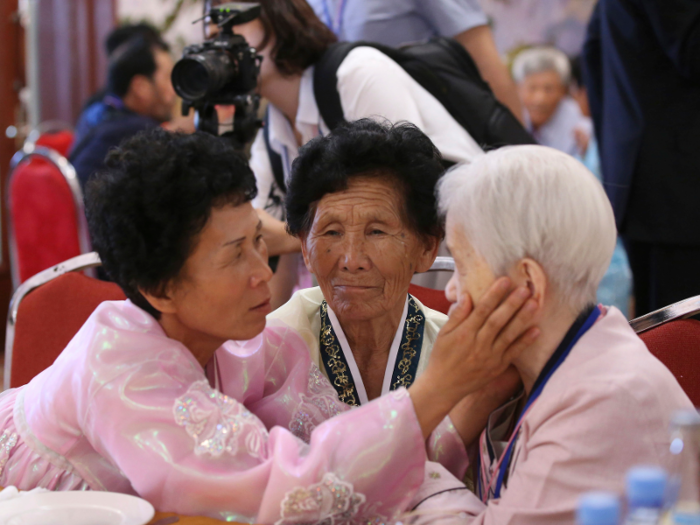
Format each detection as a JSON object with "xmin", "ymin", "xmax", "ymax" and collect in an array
[
  {"xmin": 671, "ymin": 409, "xmax": 700, "ymax": 428},
  {"xmin": 577, "ymin": 492, "xmax": 620, "ymax": 525},
  {"xmin": 626, "ymin": 466, "xmax": 667, "ymax": 508}
]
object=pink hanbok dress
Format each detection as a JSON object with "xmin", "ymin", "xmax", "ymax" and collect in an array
[
  {"xmin": 0, "ymin": 300, "xmax": 434, "ymax": 523},
  {"xmin": 406, "ymin": 306, "xmax": 695, "ymax": 524}
]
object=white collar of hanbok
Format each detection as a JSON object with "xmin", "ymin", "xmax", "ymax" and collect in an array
[{"xmin": 325, "ymin": 296, "xmax": 409, "ymax": 405}]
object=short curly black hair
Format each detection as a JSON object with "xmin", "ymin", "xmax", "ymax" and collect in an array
[
  {"xmin": 86, "ymin": 128, "xmax": 257, "ymax": 318},
  {"xmin": 286, "ymin": 119, "xmax": 445, "ymax": 240}
]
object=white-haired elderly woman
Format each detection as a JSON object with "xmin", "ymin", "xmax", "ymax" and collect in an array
[
  {"xmin": 408, "ymin": 145, "xmax": 693, "ymax": 524},
  {"xmin": 512, "ymin": 47, "xmax": 591, "ymax": 156}
]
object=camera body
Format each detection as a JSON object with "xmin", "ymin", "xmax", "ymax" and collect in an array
[{"xmin": 172, "ymin": 2, "xmax": 262, "ymax": 147}]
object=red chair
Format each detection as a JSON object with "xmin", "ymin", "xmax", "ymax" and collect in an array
[
  {"xmin": 4, "ymin": 253, "xmax": 125, "ymax": 389},
  {"xmin": 7, "ymin": 144, "xmax": 91, "ymax": 287},
  {"xmin": 409, "ymin": 256, "xmax": 454, "ymax": 314},
  {"xmin": 630, "ymin": 297, "xmax": 700, "ymax": 406},
  {"xmin": 25, "ymin": 121, "xmax": 75, "ymax": 157}
]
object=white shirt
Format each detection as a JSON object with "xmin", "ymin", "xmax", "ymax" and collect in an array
[{"xmin": 250, "ymin": 46, "xmax": 484, "ymax": 218}]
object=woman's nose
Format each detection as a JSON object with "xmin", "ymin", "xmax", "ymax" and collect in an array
[
  {"xmin": 250, "ymin": 249, "xmax": 274, "ymax": 287},
  {"xmin": 340, "ymin": 235, "xmax": 369, "ymax": 272}
]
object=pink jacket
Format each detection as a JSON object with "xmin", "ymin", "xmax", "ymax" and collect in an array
[
  {"xmin": 0, "ymin": 300, "xmax": 429, "ymax": 523},
  {"xmin": 414, "ymin": 307, "xmax": 694, "ymax": 524}
]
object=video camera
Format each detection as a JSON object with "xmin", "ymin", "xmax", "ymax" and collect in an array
[{"xmin": 171, "ymin": 2, "xmax": 262, "ymax": 148}]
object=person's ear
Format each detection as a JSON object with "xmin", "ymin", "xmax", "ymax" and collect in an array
[
  {"xmin": 129, "ymin": 75, "xmax": 153, "ymax": 102},
  {"xmin": 414, "ymin": 235, "xmax": 440, "ymax": 274},
  {"xmin": 510, "ymin": 258, "xmax": 547, "ymax": 309},
  {"xmin": 300, "ymin": 235, "xmax": 313, "ymax": 273},
  {"xmin": 139, "ymin": 285, "xmax": 177, "ymax": 315}
]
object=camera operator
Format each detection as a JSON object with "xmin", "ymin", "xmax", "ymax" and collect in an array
[{"xmin": 202, "ymin": 0, "xmax": 488, "ymax": 305}]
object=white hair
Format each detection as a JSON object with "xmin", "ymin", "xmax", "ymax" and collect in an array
[
  {"xmin": 438, "ymin": 145, "xmax": 616, "ymax": 313},
  {"xmin": 512, "ymin": 47, "xmax": 571, "ymax": 85}
]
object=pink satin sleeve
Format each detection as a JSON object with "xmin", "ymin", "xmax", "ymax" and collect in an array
[
  {"xmin": 82, "ymin": 323, "xmax": 427, "ymax": 523},
  {"xmin": 427, "ymin": 416, "xmax": 469, "ymax": 479}
]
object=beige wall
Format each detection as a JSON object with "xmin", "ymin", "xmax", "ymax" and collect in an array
[{"xmin": 117, "ymin": 0, "xmax": 202, "ymax": 55}]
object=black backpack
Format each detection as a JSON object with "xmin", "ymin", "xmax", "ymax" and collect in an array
[{"xmin": 265, "ymin": 37, "xmax": 535, "ymax": 192}]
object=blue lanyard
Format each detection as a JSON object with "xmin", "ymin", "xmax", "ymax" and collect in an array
[
  {"xmin": 493, "ymin": 306, "xmax": 600, "ymax": 499},
  {"xmin": 321, "ymin": 0, "xmax": 347, "ymax": 36}
]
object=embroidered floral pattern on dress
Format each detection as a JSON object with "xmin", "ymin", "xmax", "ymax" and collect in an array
[
  {"xmin": 173, "ymin": 380, "xmax": 268, "ymax": 459},
  {"xmin": 276, "ymin": 473, "xmax": 382, "ymax": 525},
  {"xmin": 0, "ymin": 430, "xmax": 18, "ymax": 476},
  {"xmin": 289, "ymin": 367, "xmax": 346, "ymax": 443}
]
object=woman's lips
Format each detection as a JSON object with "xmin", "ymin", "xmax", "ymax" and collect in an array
[
  {"xmin": 250, "ymin": 298, "xmax": 272, "ymax": 313},
  {"xmin": 334, "ymin": 285, "xmax": 378, "ymax": 293}
]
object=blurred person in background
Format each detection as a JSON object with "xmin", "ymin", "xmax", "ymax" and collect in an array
[
  {"xmin": 513, "ymin": 46, "xmax": 591, "ymax": 156},
  {"xmin": 74, "ymin": 23, "xmax": 164, "ymax": 141},
  {"xmin": 70, "ymin": 34, "xmax": 177, "ymax": 191},
  {"xmin": 583, "ymin": 0, "xmax": 700, "ymax": 316},
  {"xmin": 306, "ymin": 0, "xmax": 523, "ymax": 123},
  {"xmin": 569, "ymin": 57, "xmax": 633, "ymax": 318}
]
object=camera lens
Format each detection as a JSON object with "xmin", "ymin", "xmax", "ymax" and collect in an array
[{"xmin": 172, "ymin": 51, "xmax": 234, "ymax": 101}]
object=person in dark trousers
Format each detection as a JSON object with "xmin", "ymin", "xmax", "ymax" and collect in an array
[
  {"xmin": 70, "ymin": 34, "xmax": 176, "ymax": 190},
  {"xmin": 582, "ymin": 0, "xmax": 700, "ymax": 316}
]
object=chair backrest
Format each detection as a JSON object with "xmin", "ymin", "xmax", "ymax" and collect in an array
[
  {"xmin": 631, "ymin": 296, "xmax": 700, "ymax": 406},
  {"xmin": 5, "ymin": 253, "xmax": 125, "ymax": 390},
  {"xmin": 33, "ymin": 131, "xmax": 74, "ymax": 157},
  {"xmin": 409, "ymin": 256, "xmax": 455, "ymax": 314},
  {"xmin": 25, "ymin": 121, "xmax": 75, "ymax": 157},
  {"xmin": 636, "ymin": 320, "xmax": 700, "ymax": 406},
  {"xmin": 7, "ymin": 144, "xmax": 90, "ymax": 287}
]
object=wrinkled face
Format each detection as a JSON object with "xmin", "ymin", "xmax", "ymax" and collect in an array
[
  {"xmin": 147, "ymin": 48, "xmax": 176, "ymax": 123},
  {"xmin": 301, "ymin": 177, "xmax": 435, "ymax": 322},
  {"xmin": 167, "ymin": 202, "xmax": 273, "ymax": 343},
  {"xmin": 519, "ymin": 70, "xmax": 567, "ymax": 129},
  {"xmin": 444, "ymin": 215, "xmax": 498, "ymax": 306}
]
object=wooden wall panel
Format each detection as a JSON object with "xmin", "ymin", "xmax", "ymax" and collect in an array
[
  {"xmin": 0, "ymin": 0, "xmax": 23, "ymax": 350},
  {"xmin": 37, "ymin": 0, "xmax": 116, "ymax": 124}
]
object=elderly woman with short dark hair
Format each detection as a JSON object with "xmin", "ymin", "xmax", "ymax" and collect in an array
[{"xmin": 271, "ymin": 119, "xmax": 527, "ymax": 478}]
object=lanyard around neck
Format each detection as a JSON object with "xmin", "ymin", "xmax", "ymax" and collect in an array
[{"xmin": 489, "ymin": 305, "xmax": 601, "ymax": 500}]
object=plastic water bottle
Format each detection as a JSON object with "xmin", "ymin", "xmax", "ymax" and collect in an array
[
  {"xmin": 666, "ymin": 410, "xmax": 700, "ymax": 525},
  {"xmin": 624, "ymin": 466, "xmax": 668, "ymax": 524},
  {"xmin": 578, "ymin": 492, "xmax": 621, "ymax": 525}
]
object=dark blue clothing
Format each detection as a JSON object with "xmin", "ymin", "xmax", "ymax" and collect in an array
[
  {"xmin": 582, "ymin": 0, "xmax": 700, "ymax": 244},
  {"xmin": 70, "ymin": 95, "xmax": 158, "ymax": 190}
]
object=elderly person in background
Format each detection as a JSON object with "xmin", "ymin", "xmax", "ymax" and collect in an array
[
  {"xmin": 408, "ymin": 145, "xmax": 693, "ymax": 523},
  {"xmin": 512, "ymin": 47, "xmax": 591, "ymax": 156},
  {"xmin": 271, "ymin": 119, "xmax": 526, "ymax": 478}
]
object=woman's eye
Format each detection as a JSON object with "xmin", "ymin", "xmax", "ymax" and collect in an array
[
  {"xmin": 324, "ymin": 230, "xmax": 340, "ymax": 237},
  {"xmin": 255, "ymin": 234, "xmax": 264, "ymax": 245},
  {"xmin": 370, "ymin": 229, "xmax": 385, "ymax": 235}
]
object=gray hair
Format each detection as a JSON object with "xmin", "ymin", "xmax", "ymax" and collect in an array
[
  {"xmin": 438, "ymin": 145, "xmax": 616, "ymax": 313},
  {"xmin": 512, "ymin": 47, "xmax": 571, "ymax": 85}
]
